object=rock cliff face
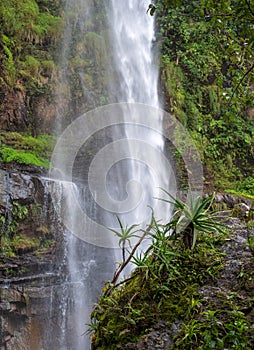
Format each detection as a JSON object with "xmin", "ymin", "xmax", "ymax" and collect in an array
[
  {"xmin": 0, "ymin": 273, "xmax": 62, "ymax": 350},
  {"xmin": 0, "ymin": 89, "xmax": 28, "ymax": 132},
  {"xmin": 0, "ymin": 166, "xmax": 45, "ymax": 207},
  {"xmin": 0, "ymin": 165, "xmax": 64, "ymax": 350},
  {"xmin": 0, "ymin": 163, "xmax": 120, "ymax": 350},
  {"xmin": 0, "ymin": 87, "xmax": 57, "ymax": 135}
]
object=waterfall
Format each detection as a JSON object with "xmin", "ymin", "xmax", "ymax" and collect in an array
[
  {"xmin": 103, "ymin": 0, "xmax": 170, "ymax": 228},
  {"xmin": 108, "ymin": 0, "xmax": 159, "ymax": 105},
  {"xmin": 47, "ymin": 1, "xmax": 173, "ymax": 349}
]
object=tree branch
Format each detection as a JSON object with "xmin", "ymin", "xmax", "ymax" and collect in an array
[
  {"xmin": 111, "ymin": 229, "xmax": 149, "ymax": 286},
  {"xmin": 102, "ymin": 231, "xmax": 148, "ymax": 297},
  {"xmin": 245, "ymin": 0, "xmax": 254, "ymax": 18},
  {"xmin": 229, "ymin": 63, "xmax": 254, "ymax": 104}
]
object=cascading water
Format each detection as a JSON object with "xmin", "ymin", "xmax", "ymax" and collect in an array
[
  {"xmin": 47, "ymin": 1, "xmax": 173, "ymax": 349},
  {"xmin": 108, "ymin": 0, "xmax": 159, "ymax": 105},
  {"xmin": 104, "ymin": 0, "xmax": 170, "ymax": 227}
]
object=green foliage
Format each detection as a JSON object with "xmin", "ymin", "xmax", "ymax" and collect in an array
[
  {"xmin": 247, "ymin": 212, "xmax": 254, "ymax": 257},
  {"xmin": 107, "ymin": 217, "xmax": 139, "ymax": 262},
  {"xmin": 89, "ymin": 218, "xmax": 226, "ymax": 349},
  {"xmin": 0, "ymin": 0, "xmax": 62, "ymax": 45},
  {"xmin": 0, "ymin": 0, "xmax": 62, "ymax": 108},
  {"xmin": 15, "ymin": 133, "xmax": 54, "ymax": 158},
  {"xmin": 0, "ymin": 132, "xmax": 55, "ymax": 168},
  {"xmin": 155, "ymin": 0, "xmax": 254, "ymax": 191},
  {"xmin": 247, "ymin": 233, "xmax": 254, "ymax": 257},
  {"xmin": 235, "ymin": 177, "xmax": 254, "ymax": 197},
  {"xmin": 0, "ymin": 201, "xmax": 29, "ymax": 253},
  {"xmin": 173, "ymin": 310, "xmax": 251, "ymax": 349},
  {"xmin": 89, "ymin": 195, "xmax": 229, "ymax": 348},
  {"xmin": 158, "ymin": 191, "xmax": 225, "ymax": 249},
  {"xmin": 1, "ymin": 235, "xmax": 40, "ymax": 257},
  {"xmin": 2, "ymin": 34, "xmax": 17, "ymax": 86},
  {"xmin": 0, "ymin": 201, "xmax": 54, "ymax": 257},
  {"xmin": 0, "ymin": 147, "xmax": 49, "ymax": 168},
  {"xmin": 20, "ymin": 55, "xmax": 40, "ymax": 78},
  {"xmin": 54, "ymin": 1, "xmax": 112, "ymax": 119},
  {"xmin": 224, "ymin": 177, "xmax": 254, "ymax": 199},
  {"xmin": 89, "ymin": 194, "xmax": 254, "ymax": 349}
]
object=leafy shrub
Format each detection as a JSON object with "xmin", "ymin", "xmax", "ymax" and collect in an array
[
  {"xmin": 236, "ymin": 177, "xmax": 254, "ymax": 196},
  {"xmin": 89, "ymin": 195, "xmax": 227, "ymax": 349},
  {"xmin": 18, "ymin": 134, "xmax": 55, "ymax": 158},
  {"xmin": 225, "ymin": 177, "xmax": 254, "ymax": 199},
  {"xmin": 156, "ymin": 0, "xmax": 254, "ymax": 191}
]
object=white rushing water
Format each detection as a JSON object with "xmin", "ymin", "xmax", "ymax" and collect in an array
[
  {"xmin": 47, "ymin": 1, "xmax": 172, "ymax": 349},
  {"xmin": 108, "ymin": 0, "xmax": 159, "ymax": 105},
  {"xmin": 106, "ymin": 0, "xmax": 169, "ymax": 226}
]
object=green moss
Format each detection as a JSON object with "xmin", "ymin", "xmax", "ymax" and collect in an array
[
  {"xmin": 8, "ymin": 235, "xmax": 40, "ymax": 254},
  {"xmin": 172, "ymin": 283, "xmax": 254, "ymax": 349},
  {"xmin": 1, "ymin": 233, "xmax": 46, "ymax": 259},
  {"xmin": 0, "ymin": 147, "xmax": 49, "ymax": 168},
  {"xmin": 235, "ymin": 177, "xmax": 254, "ymax": 197},
  {"xmin": 0, "ymin": 132, "xmax": 55, "ymax": 168},
  {"xmin": 222, "ymin": 176, "xmax": 254, "ymax": 199},
  {"xmin": 0, "ymin": 201, "xmax": 55, "ymax": 257}
]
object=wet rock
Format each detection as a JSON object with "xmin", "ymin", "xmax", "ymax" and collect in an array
[
  {"xmin": 119, "ymin": 321, "xmax": 172, "ymax": 350},
  {"xmin": 214, "ymin": 192, "xmax": 224, "ymax": 203},
  {"xmin": 136, "ymin": 322, "xmax": 172, "ymax": 350},
  {"xmin": 33, "ymin": 95, "xmax": 57, "ymax": 134},
  {"xmin": 0, "ymin": 301, "xmax": 11, "ymax": 311},
  {"xmin": 0, "ymin": 260, "xmax": 64, "ymax": 350},
  {"xmin": 0, "ymin": 165, "xmax": 66, "ymax": 350},
  {"xmin": 0, "ymin": 168, "xmax": 48, "ymax": 210},
  {"xmin": 233, "ymin": 202, "xmax": 250, "ymax": 218},
  {"xmin": 222, "ymin": 193, "xmax": 240, "ymax": 207},
  {"xmin": 212, "ymin": 192, "xmax": 253, "ymax": 209},
  {"xmin": 120, "ymin": 321, "xmax": 183, "ymax": 350}
]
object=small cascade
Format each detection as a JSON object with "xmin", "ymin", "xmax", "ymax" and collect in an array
[{"xmin": 45, "ymin": 179, "xmax": 117, "ymax": 349}]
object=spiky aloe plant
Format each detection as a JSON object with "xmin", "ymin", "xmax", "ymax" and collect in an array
[
  {"xmin": 107, "ymin": 216, "xmax": 139, "ymax": 262},
  {"xmin": 158, "ymin": 190, "xmax": 225, "ymax": 250}
]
